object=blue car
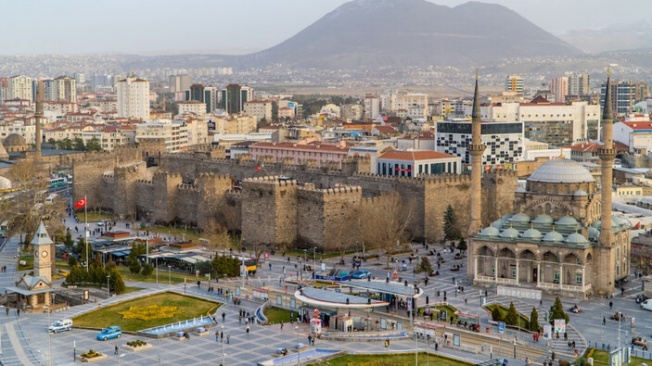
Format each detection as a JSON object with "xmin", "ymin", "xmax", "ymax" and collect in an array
[
  {"xmin": 96, "ymin": 326, "xmax": 122, "ymax": 341},
  {"xmin": 350, "ymin": 270, "xmax": 371, "ymax": 279}
]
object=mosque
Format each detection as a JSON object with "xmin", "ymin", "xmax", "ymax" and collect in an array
[{"xmin": 467, "ymin": 73, "xmax": 630, "ymax": 298}]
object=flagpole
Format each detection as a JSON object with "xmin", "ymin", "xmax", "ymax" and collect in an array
[{"xmin": 84, "ymin": 195, "xmax": 88, "ymax": 272}]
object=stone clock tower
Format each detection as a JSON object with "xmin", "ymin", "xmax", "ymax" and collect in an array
[{"xmin": 32, "ymin": 221, "xmax": 54, "ymax": 283}]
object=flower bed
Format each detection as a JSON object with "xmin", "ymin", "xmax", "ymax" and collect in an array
[
  {"xmin": 123, "ymin": 340, "xmax": 153, "ymax": 352},
  {"xmin": 80, "ymin": 350, "xmax": 108, "ymax": 363},
  {"xmin": 119, "ymin": 305, "xmax": 182, "ymax": 321}
]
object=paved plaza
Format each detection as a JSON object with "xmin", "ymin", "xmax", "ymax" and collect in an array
[{"xmin": 0, "ymin": 218, "xmax": 651, "ymax": 365}]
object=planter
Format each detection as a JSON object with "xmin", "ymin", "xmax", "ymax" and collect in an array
[
  {"xmin": 123, "ymin": 343, "xmax": 153, "ymax": 352},
  {"xmin": 81, "ymin": 354, "xmax": 108, "ymax": 363}
]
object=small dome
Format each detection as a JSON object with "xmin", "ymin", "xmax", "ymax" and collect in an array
[
  {"xmin": 491, "ymin": 219, "xmax": 504, "ymax": 229},
  {"xmin": 521, "ymin": 228, "xmax": 542, "ymax": 239},
  {"xmin": 556, "ymin": 216, "xmax": 578, "ymax": 226},
  {"xmin": 612, "ymin": 216, "xmax": 631, "ymax": 227},
  {"xmin": 500, "ymin": 227, "xmax": 520, "ymax": 239},
  {"xmin": 592, "ymin": 219, "xmax": 621, "ymax": 229},
  {"xmin": 574, "ymin": 189, "xmax": 588, "ymax": 197},
  {"xmin": 565, "ymin": 232, "xmax": 589, "ymax": 245},
  {"xmin": 588, "ymin": 227, "xmax": 599, "ymax": 240},
  {"xmin": 533, "ymin": 214, "xmax": 554, "ymax": 225},
  {"xmin": 543, "ymin": 230, "xmax": 564, "ymax": 242},
  {"xmin": 479, "ymin": 227, "xmax": 500, "ymax": 237},
  {"xmin": 510, "ymin": 213, "xmax": 531, "ymax": 224},
  {"xmin": 527, "ymin": 158, "xmax": 596, "ymax": 184},
  {"xmin": 3, "ymin": 133, "xmax": 26, "ymax": 147}
]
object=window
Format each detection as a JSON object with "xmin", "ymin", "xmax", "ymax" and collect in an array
[
  {"xmin": 553, "ymin": 271, "xmax": 560, "ymax": 284},
  {"xmin": 575, "ymin": 272, "xmax": 582, "ymax": 285}
]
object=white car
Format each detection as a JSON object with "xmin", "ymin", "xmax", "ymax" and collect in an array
[
  {"xmin": 641, "ymin": 299, "xmax": 652, "ymax": 311},
  {"xmin": 49, "ymin": 319, "xmax": 73, "ymax": 333}
]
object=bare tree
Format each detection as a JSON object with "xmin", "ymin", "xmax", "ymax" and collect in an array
[
  {"xmin": 330, "ymin": 205, "xmax": 361, "ymax": 262},
  {"xmin": 0, "ymin": 160, "xmax": 52, "ymax": 246},
  {"xmin": 359, "ymin": 193, "xmax": 414, "ymax": 269}
]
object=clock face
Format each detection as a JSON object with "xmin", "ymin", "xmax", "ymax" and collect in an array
[{"xmin": 41, "ymin": 251, "xmax": 48, "ymax": 258}]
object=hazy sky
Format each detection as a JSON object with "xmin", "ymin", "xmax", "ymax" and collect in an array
[{"xmin": 1, "ymin": 0, "xmax": 649, "ymax": 55}]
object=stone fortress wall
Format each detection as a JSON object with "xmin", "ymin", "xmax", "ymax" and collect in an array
[{"xmin": 72, "ymin": 146, "xmax": 517, "ymax": 250}]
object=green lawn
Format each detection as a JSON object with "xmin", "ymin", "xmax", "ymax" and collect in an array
[
  {"xmin": 264, "ymin": 307, "xmax": 296, "ymax": 324},
  {"xmin": 306, "ymin": 353, "xmax": 472, "ymax": 366},
  {"xmin": 586, "ymin": 348, "xmax": 649, "ymax": 366},
  {"xmin": 72, "ymin": 293, "xmax": 221, "ymax": 332},
  {"xmin": 484, "ymin": 304, "xmax": 529, "ymax": 329},
  {"xmin": 57, "ymin": 261, "xmax": 208, "ymax": 285},
  {"xmin": 17, "ymin": 255, "xmax": 34, "ymax": 271},
  {"xmin": 77, "ymin": 212, "xmax": 113, "ymax": 223}
]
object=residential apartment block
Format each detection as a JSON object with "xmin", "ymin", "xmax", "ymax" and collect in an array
[
  {"xmin": 244, "ymin": 100, "xmax": 273, "ymax": 122},
  {"xmin": 116, "ymin": 77, "xmax": 150, "ymax": 121}
]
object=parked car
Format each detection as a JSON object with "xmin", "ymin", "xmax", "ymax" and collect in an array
[
  {"xmin": 96, "ymin": 326, "xmax": 122, "ymax": 341},
  {"xmin": 641, "ymin": 299, "xmax": 652, "ymax": 311},
  {"xmin": 349, "ymin": 270, "xmax": 371, "ymax": 279},
  {"xmin": 49, "ymin": 319, "xmax": 73, "ymax": 333}
]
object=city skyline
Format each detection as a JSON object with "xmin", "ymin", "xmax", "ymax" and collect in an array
[{"xmin": 0, "ymin": 0, "xmax": 649, "ymax": 55}]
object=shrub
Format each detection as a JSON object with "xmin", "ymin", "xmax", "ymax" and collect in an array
[
  {"xmin": 141, "ymin": 263, "xmax": 154, "ymax": 276},
  {"xmin": 127, "ymin": 340, "xmax": 147, "ymax": 347},
  {"xmin": 491, "ymin": 306, "xmax": 502, "ymax": 321},
  {"xmin": 81, "ymin": 349, "xmax": 102, "ymax": 358}
]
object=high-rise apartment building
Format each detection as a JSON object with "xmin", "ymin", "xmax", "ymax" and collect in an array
[
  {"xmin": 9, "ymin": 75, "xmax": 33, "ymax": 101},
  {"xmin": 363, "ymin": 95, "xmax": 381, "ymax": 120},
  {"xmin": 169, "ymin": 75, "xmax": 192, "ymax": 102},
  {"xmin": 43, "ymin": 76, "xmax": 76, "ymax": 102},
  {"xmin": 220, "ymin": 84, "xmax": 254, "ymax": 114},
  {"xmin": 116, "ymin": 77, "xmax": 150, "ymax": 120},
  {"xmin": 569, "ymin": 73, "xmax": 590, "ymax": 96},
  {"xmin": 504, "ymin": 75, "xmax": 524, "ymax": 95},
  {"xmin": 396, "ymin": 93, "xmax": 429, "ymax": 120},
  {"xmin": 0, "ymin": 77, "xmax": 7, "ymax": 103},
  {"xmin": 550, "ymin": 76, "xmax": 568, "ymax": 103},
  {"xmin": 601, "ymin": 80, "xmax": 638, "ymax": 115},
  {"xmin": 185, "ymin": 84, "xmax": 217, "ymax": 113}
]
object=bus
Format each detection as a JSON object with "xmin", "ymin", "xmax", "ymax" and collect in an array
[
  {"xmin": 48, "ymin": 177, "xmax": 67, "ymax": 189},
  {"xmin": 0, "ymin": 220, "xmax": 8, "ymax": 238}
]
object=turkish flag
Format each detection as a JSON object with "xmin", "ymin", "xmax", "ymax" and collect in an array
[{"xmin": 74, "ymin": 197, "xmax": 86, "ymax": 209}]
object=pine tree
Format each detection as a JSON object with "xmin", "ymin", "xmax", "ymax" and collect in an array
[
  {"xmin": 456, "ymin": 238, "xmax": 467, "ymax": 254},
  {"xmin": 505, "ymin": 302, "xmax": 519, "ymax": 326},
  {"xmin": 549, "ymin": 296, "xmax": 569, "ymax": 325},
  {"xmin": 529, "ymin": 307, "xmax": 541, "ymax": 333},
  {"xmin": 417, "ymin": 256, "xmax": 433, "ymax": 274},
  {"xmin": 443, "ymin": 205, "xmax": 461, "ymax": 241},
  {"xmin": 491, "ymin": 306, "xmax": 502, "ymax": 321}
]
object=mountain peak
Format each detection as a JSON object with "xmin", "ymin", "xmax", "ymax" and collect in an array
[{"xmin": 244, "ymin": 0, "xmax": 582, "ymax": 69}]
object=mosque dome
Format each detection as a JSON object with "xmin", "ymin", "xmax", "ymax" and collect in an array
[
  {"xmin": 588, "ymin": 227, "xmax": 600, "ymax": 240},
  {"xmin": 521, "ymin": 228, "xmax": 543, "ymax": 240},
  {"xmin": 510, "ymin": 213, "xmax": 531, "ymax": 224},
  {"xmin": 479, "ymin": 227, "xmax": 500, "ymax": 237},
  {"xmin": 500, "ymin": 227, "xmax": 520, "ymax": 239},
  {"xmin": 491, "ymin": 219, "xmax": 504, "ymax": 229},
  {"xmin": 533, "ymin": 214, "xmax": 554, "ymax": 225},
  {"xmin": 574, "ymin": 189, "xmax": 588, "ymax": 197},
  {"xmin": 565, "ymin": 232, "xmax": 589, "ymax": 245},
  {"xmin": 556, "ymin": 216, "xmax": 578, "ymax": 226},
  {"xmin": 3, "ymin": 133, "xmax": 26, "ymax": 147},
  {"xmin": 527, "ymin": 158, "xmax": 595, "ymax": 184},
  {"xmin": 543, "ymin": 230, "xmax": 564, "ymax": 242}
]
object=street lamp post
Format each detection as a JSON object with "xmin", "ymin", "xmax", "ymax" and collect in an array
[
  {"xmin": 295, "ymin": 326, "xmax": 301, "ymax": 366},
  {"xmin": 168, "ymin": 265, "xmax": 171, "ymax": 285},
  {"xmin": 221, "ymin": 325, "xmax": 225, "ymax": 366},
  {"xmin": 106, "ymin": 275, "xmax": 111, "ymax": 298},
  {"xmin": 47, "ymin": 305, "xmax": 52, "ymax": 366}
]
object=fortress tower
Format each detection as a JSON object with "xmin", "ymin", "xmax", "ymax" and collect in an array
[{"xmin": 468, "ymin": 73, "xmax": 485, "ymax": 236}]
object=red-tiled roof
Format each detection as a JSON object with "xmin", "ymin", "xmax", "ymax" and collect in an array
[
  {"xmin": 379, "ymin": 150, "xmax": 456, "ymax": 161},
  {"xmin": 623, "ymin": 121, "xmax": 652, "ymax": 130}
]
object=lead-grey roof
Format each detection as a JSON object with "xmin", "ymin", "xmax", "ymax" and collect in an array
[
  {"xmin": 299, "ymin": 287, "xmax": 388, "ymax": 305},
  {"xmin": 527, "ymin": 158, "xmax": 596, "ymax": 184}
]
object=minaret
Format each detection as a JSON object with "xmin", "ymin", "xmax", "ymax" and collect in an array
[
  {"xmin": 597, "ymin": 69, "xmax": 617, "ymax": 292},
  {"xmin": 35, "ymin": 80, "xmax": 44, "ymax": 156},
  {"xmin": 599, "ymin": 70, "xmax": 616, "ymax": 247},
  {"xmin": 467, "ymin": 72, "xmax": 485, "ymax": 236}
]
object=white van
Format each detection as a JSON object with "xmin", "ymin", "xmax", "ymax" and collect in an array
[
  {"xmin": 641, "ymin": 299, "xmax": 652, "ymax": 311},
  {"xmin": 49, "ymin": 319, "xmax": 73, "ymax": 333}
]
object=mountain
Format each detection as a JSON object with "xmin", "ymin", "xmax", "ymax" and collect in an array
[
  {"xmin": 239, "ymin": 0, "xmax": 582, "ymax": 69},
  {"xmin": 559, "ymin": 20, "xmax": 652, "ymax": 53}
]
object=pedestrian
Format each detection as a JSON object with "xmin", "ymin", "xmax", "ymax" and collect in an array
[
  {"xmin": 215, "ymin": 330, "xmax": 219, "ymax": 342},
  {"xmin": 197, "ymin": 280, "xmax": 201, "ymax": 288},
  {"xmin": 269, "ymin": 263, "xmax": 272, "ymax": 271},
  {"xmin": 246, "ymin": 325, "xmax": 250, "ymax": 334},
  {"xmin": 220, "ymin": 331, "xmax": 224, "ymax": 341},
  {"xmin": 464, "ymin": 298, "xmax": 467, "ymax": 304},
  {"xmin": 551, "ymin": 351, "xmax": 556, "ymax": 361},
  {"xmin": 525, "ymin": 357, "xmax": 530, "ymax": 366},
  {"xmin": 114, "ymin": 345, "xmax": 119, "ymax": 355},
  {"xmin": 222, "ymin": 312, "xmax": 226, "ymax": 322},
  {"xmin": 603, "ymin": 316, "xmax": 606, "ymax": 325},
  {"xmin": 384, "ymin": 339, "xmax": 390, "ymax": 348},
  {"xmin": 621, "ymin": 287, "xmax": 625, "ymax": 296},
  {"xmin": 609, "ymin": 301, "xmax": 613, "ymax": 310},
  {"xmin": 280, "ymin": 321, "xmax": 284, "ymax": 330},
  {"xmin": 435, "ymin": 342, "xmax": 438, "ymax": 351},
  {"xmin": 16, "ymin": 308, "xmax": 19, "ymax": 317},
  {"xmin": 564, "ymin": 332, "xmax": 568, "ymax": 340},
  {"xmin": 308, "ymin": 335, "xmax": 313, "ymax": 345},
  {"xmin": 226, "ymin": 334, "xmax": 230, "ymax": 344},
  {"xmin": 4, "ymin": 306, "xmax": 8, "ymax": 316}
]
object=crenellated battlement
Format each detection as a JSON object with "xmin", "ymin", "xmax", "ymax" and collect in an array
[
  {"xmin": 177, "ymin": 184, "xmax": 200, "ymax": 193},
  {"xmin": 243, "ymin": 175, "xmax": 298, "ymax": 187},
  {"xmin": 136, "ymin": 179, "xmax": 153, "ymax": 185}
]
